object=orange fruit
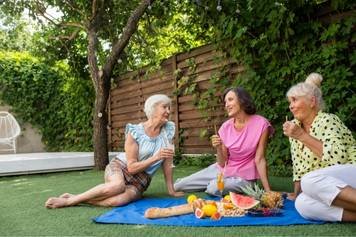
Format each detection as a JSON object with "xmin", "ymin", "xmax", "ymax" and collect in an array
[
  {"xmin": 187, "ymin": 194, "xmax": 198, "ymax": 204},
  {"xmin": 223, "ymin": 194, "xmax": 231, "ymax": 202},
  {"xmin": 205, "ymin": 200, "xmax": 217, "ymax": 207},
  {"xmin": 202, "ymin": 204, "xmax": 218, "ymax": 217},
  {"xmin": 223, "ymin": 203, "xmax": 234, "ymax": 209}
]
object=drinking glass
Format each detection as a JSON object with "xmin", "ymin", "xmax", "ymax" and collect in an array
[
  {"xmin": 167, "ymin": 140, "xmax": 175, "ymax": 168},
  {"xmin": 217, "ymin": 172, "xmax": 224, "ymax": 197}
]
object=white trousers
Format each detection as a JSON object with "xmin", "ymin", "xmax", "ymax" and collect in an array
[
  {"xmin": 174, "ymin": 163, "xmax": 252, "ymax": 196},
  {"xmin": 295, "ymin": 164, "xmax": 356, "ymax": 221}
]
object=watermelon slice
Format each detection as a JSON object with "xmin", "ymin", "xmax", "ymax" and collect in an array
[{"xmin": 230, "ymin": 192, "xmax": 260, "ymax": 210}]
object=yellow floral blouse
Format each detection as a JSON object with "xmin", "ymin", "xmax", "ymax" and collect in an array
[{"xmin": 290, "ymin": 111, "xmax": 356, "ymax": 181}]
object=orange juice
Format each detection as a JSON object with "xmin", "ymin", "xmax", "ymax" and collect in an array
[{"xmin": 217, "ymin": 173, "xmax": 224, "ymax": 191}]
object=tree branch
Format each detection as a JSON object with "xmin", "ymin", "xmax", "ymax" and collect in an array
[
  {"xmin": 32, "ymin": 0, "xmax": 85, "ymax": 30},
  {"xmin": 87, "ymin": 0, "xmax": 105, "ymax": 92},
  {"xmin": 60, "ymin": 22, "xmax": 86, "ymax": 30},
  {"xmin": 49, "ymin": 29, "xmax": 80, "ymax": 41},
  {"xmin": 33, "ymin": 1, "xmax": 59, "ymax": 25},
  {"xmin": 103, "ymin": 0, "xmax": 154, "ymax": 78},
  {"xmin": 63, "ymin": 0, "xmax": 86, "ymax": 17}
]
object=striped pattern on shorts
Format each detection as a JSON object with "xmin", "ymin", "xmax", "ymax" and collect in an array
[{"xmin": 117, "ymin": 159, "xmax": 151, "ymax": 193}]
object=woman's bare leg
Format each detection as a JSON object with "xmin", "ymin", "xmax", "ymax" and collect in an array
[
  {"xmin": 332, "ymin": 186, "xmax": 356, "ymax": 221},
  {"xmin": 332, "ymin": 186, "xmax": 356, "ymax": 211},
  {"xmin": 342, "ymin": 210, "xmax": 356, "ymax": 222},
  {"xmin": 45, "ymin": 160, "xmax": 126, "ymax": 208},
  {"xmin": 87, "ymin": 185, "xmax": 141, "ymax": 207}
]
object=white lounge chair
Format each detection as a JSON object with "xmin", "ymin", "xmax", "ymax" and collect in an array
[{"xmin": 0, "ymin": 111, "xmax": 21, "ymax": 153}]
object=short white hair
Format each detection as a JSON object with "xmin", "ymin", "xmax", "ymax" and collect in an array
[
  {"xmin": 144, "ymin": 94, "xmax": 171, "ymax": 119},
  {"xmin": 286, "ymin": 72, "xmax": 324, "ymax": 110}
]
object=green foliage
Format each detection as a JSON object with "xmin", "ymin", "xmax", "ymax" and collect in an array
[
  {"xmin": 0, "ymin": 13, "xmax": 37, "ymax": 51},
  {"xmin": 178, "ymin": 154, "xmax": 216, "ymax": 167},
  {"xmin": 125, "ymin": 0, "xmax": 213, "ymax": 69},
  {"xmin": 0, "ymin": 51, "xmax": 94, "ymax": 151},
  {"xmin": 189, "ymin": 0, "xmax": 355, "ymax": 170}
]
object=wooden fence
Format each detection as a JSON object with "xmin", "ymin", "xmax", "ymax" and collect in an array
[
  {"xmin": 108, "ymin": 44, "xmax": 244, "ymax": 154},
  {"xmin": 108, "ymin": 5, "xmax": 352, "ymax": 154}
]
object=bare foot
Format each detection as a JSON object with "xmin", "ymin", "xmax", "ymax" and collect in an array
[
  {"xmin": 45, "ymin": 197, "xmax": 70, "ymax": 209},
  {"xmin": 59, "ymin": 193, "xmax": 75, "ymax": 199}
]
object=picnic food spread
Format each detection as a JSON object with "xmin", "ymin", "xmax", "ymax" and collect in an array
[{"xmin": 144, "ymin": 186, "xmax": 284, "ymax": 220}]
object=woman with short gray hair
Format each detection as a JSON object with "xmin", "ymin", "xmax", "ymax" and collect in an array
[
  {"xmin": 283, "ymin": 73, "xmax": 356, "ymax": 222},
  {"xmin": 45, "ymin": 94, "xmax": 184, "ymax": 208}
]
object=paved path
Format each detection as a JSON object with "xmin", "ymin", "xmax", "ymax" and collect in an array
[{"xmin": 0, "ymin": 152, "xmax": 121, "ymax": 176}]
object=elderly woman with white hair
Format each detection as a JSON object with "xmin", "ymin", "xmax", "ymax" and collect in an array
[
  {"xmin": 283, "ymin": 73, "xmax": 356, "ymax": 222},
  {"xmin": 45, "ymin": 94, "xmax": 184, "ymax": 208}
]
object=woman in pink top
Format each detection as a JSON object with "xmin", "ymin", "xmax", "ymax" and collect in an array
[{"xmin": 174, "ymin": 87, "xmax": 273, "ymax": 196}]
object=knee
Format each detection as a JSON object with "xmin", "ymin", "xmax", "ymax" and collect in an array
[
  {"xmin": 300, "ymin": 172, "xmax": 323, "ymax": 195},
  {"xmin": 295, "ymin": 193, "xmax": 325, "ymax": 221},
  {"xmin": 295, "ymin": 193, "xmax": 312, "ymax": 219},
  {"xmin": 108, "ymin": 188, "xmax": 140, "ymax": 207},
  {"xmin": 101, "ymin": 182, "xmax": 125, "ymax": 196}
]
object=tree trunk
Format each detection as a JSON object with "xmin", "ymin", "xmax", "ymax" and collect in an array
[
  {"xmin": 92, "ymin": 74, "xmax": 110, "ymax": 170},
  {"xmin": 89, "ymin": 0, "xmax": 154, "ymax": 170}
]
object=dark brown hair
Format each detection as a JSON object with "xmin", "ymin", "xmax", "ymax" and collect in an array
[{"xmin": 223, "ymin": 87, "xmax": 256, "ymax": 115}]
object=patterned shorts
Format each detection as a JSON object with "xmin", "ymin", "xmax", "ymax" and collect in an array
[{"xmin": 115, "ymin": 159, "xmax": 152, "ymax": 193}]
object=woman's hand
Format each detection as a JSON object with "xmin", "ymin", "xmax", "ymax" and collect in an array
[
  {"xmin": 211, "ymin": 135, "xmax": 222, "ymax": 148},
  {"xmin": 282, "ymin": 121, "xmax": 305, "ymax": 140},
  {"xmin": 168, "ymin": 190, "xmax": 185, "ymax": 197},
  {"xmin": 286, "ymin": 192, "xmax": 298, "ymax": 201},
  {"xmin": 155, "ymin": 148, "xmax": 174, "ymax": 162}
]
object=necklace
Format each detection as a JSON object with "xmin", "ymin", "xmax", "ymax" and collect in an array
[{"xmin": 234, "ymin": 116, "xmax": 249, "ymax": 130}]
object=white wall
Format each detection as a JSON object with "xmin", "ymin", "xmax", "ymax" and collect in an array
[{"xmin": 0, "ymin": 104, "xmax": 45, "ymax": 153}]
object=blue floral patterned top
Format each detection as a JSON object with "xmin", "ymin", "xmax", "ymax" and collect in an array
[{"xmin": 116, "ymin": 121, "xmax": 175, "ymax": 176}]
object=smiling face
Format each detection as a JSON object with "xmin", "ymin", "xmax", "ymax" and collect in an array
[
  {"xmin": 288, "ymin": 95, "xmax": 316, "ymax": 122},
  {"xmin": 224, "ymin": 91, "xmax": 242, "ymax": 117},
  {"xmin": 152, "ymin": 102, "xmax": 171, "ymax": 123}
]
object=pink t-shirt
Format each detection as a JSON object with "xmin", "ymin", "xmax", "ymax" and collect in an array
[{"xmin": 217, "ymin": 115, "xmax": 273, "ymax": 180}]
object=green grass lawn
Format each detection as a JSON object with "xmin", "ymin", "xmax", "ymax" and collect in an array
[{"xmin": 0, "ymin": 165, "xmax": 355, "ymax": 236}]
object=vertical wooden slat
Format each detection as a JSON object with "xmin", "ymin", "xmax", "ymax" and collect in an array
[
  {"xmin": 107, "ymin": 92, "xmax": 112, "ymax": 151},
  {"xmin": 138, "ymin": 78, "xmax": 143, "ymax": 121},
  {"xmin": 172, "ymin": 55, "xmax": 180, "ymax": 150}
]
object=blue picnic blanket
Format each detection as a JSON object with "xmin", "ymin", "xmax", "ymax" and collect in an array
[{"xmin": 93, "ymin": 197, "xmax": 324, "ymax": 226}]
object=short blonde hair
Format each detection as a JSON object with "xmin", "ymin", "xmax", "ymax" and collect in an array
[
  {"xmin": 286, "ymin": 73, "xmax": 324, "ymax": 110},
  {"xmin": 144, "ymin": 94, "xmax": 171, "ymax": 119}
]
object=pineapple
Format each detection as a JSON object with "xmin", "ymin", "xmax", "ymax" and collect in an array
[
  {"xmin": 261, "ymin": 191, "xmax": 283, "ymax": 208},
  {"xmin": 241, "ymin": 183, "xmax": 283, "ymax": 208}
]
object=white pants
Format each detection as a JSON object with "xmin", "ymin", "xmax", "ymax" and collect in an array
[
  {"xmin": 174, "ymin": 163, "xmax": 252, "ymax": 196},
  {"xmin": 295, "ymin": 164, "xmax": 356, "ymax": 221}
]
